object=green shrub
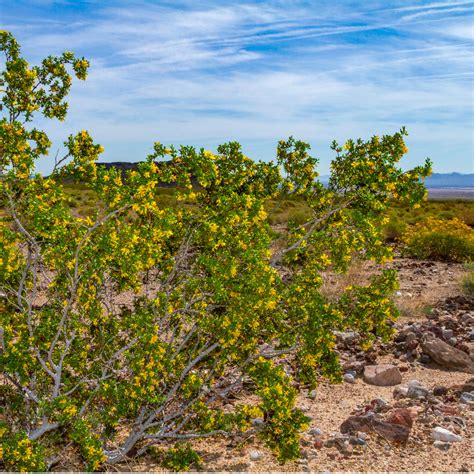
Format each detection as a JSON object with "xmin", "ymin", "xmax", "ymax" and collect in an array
[
  {"xmin": 462, "ymin": 270, "xmax": 474, "ymax": 296},
  {"xmin": 383, "ymin": 218, "xmax": 405, "ymax": 241},
  {"xmin": 157, "ymin": 443, "xmax": 203, "ymax": 471},
  {"xmin": 0, "ymin": 31, "xmax": 431, "ymax": 471},
  {"xmin": 401, "ymin": 217, "xmax": 474, "ymax": 262}
]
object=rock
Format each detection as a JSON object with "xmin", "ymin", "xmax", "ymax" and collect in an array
[
  {"xmin": 309, "ymin": 427, "xmax": 323, "ymax": 436},
  {"xmin": 440, "ymin": 405, "xmax": 459, "ymax": 416},
  {"xmin": 393, "ymin": 385, "xmax": 409, "ymax": 399},
  {"xmin": 313, "ymin": 439, "xmax": 323, "ymax": 449},
  {"xmin": 340, "ymin": 414, "xmax": 376, "ymax": 434},
  {"xmin": 251, "ymin": 417, "xmax": 264, "ymax": 427},
  {"xmin": 363, "ymin": 364, "xmax": 402, "ymax": 386},
  {"xmin": 431, "ymin": 427, "xmax": 463, "ymax": 443},
  {"xmin": 343, "ymin": 360, "xmax": 366, "ymax": 374},
  {"xmin": 398, "ymin": 363, "xmax": 410, "ymax": 373},
  {"xmin": 433, "ymin": 386, "xmax": 449, "ymax": 396},
  {"xmin": 405, "ymin": 332, "xmax": 417, "ymax": 343},
  {"xmin": 344, "ymin": 373, "xmax": 356, "ymax": 384},
  {"xmin": 370, "ymin": 397, "xmax": 389, "ymax": 412},
  {"xmin": 372, "ymin": 420, "xmax": 410, "ymax": 442},
  {"xmin": 340, "ymin": 414, "xmax": 410, "ymax": 442},
  {"xmin": 349, "ymin": 436, "xmax": 367, "ymax": 446},
  {"xmin": 407, "ymin": 385, "xmax": 429, "ymax": 399},
  {"xmin": 325, "ymin": 434, "xmax": 352, "ymax": 455},
  {"xmin": 421, "ymin": 336, "xmax": 474, "ymax": 374},
  {"xmin": 448, "ymin": 337, "xmax": 458, "ymax": 346},
  {"xmin": 459, "ymin": 380, "xmax": 474, "ymax": 393},
  {"xmin": 249, "ymin": 450, "xmax": 263, "ymax": 461},
  {"xmin": 442, "ymin": 329, "xmax": 454, "ymax": 340},
  {"xmin": 308, "ymin": 389, "xmax": 317, "ymax": 400},
  {"xmin": 419, "ymin": 354, "xmax": 432, "ymax": 364},
  {"xmin": 433, "ymin": 440, "xmax": 451, "ymax": 451},
  {"xmin": 386, "ymin": 408, "xmax": 415, "ymax": 429},
  {"xmin": 459, "ymin": 392, "xmax": 474, "ymax": 405}
]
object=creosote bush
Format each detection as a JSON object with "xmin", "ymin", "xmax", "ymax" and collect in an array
[
  {"xmin": 0, "ymin": 31, "xmax": 432, "ymax": 471},
  {"xmin": 401, "ymin": 217, "xmax": 474, "ymax": 263}
]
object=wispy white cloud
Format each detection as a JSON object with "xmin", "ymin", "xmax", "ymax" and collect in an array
[{"xmin": 1, "ymin": 0, "xmax": 473, "ymax": 173}]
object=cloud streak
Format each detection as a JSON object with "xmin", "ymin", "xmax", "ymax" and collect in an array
[{"xmin": 1, "ymin": 0, "xmax": 473, "ymax": 173}]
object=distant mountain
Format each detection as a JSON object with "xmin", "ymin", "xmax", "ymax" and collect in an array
[
  {"xmin": 99, "ymin": 161, "xmax": 141, "ymax": 172},
  {"xmin": 317, "ymin": 173, "xmax": 473, "ymax": 189},
  {"xmin": 425, "ymin": 173, "xmax": 473, "ymax": 188}
]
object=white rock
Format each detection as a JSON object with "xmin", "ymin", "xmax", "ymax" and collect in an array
[
  {"xmin": 344, "ymin": 373, "xmax": 356, "ymax": 384},
  {"xmin": 308, "ymin": 389, "xmax": 317, "ymax": 400},
  {"xmin": 249, "ymin": 450, "xmax": 263, "ymax": 461},
  {"xmin": 309, "ymin": 427, "xmax": 323, "ymax": 436},
  {"xmin": 431, "ymin": 427, "xmax": 463, "ymax": 443}
]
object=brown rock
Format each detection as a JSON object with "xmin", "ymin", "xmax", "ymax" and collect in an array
[
  {"xmin": 340, "ymin": 414, "xmax": 376, "ymax": 434},
  {"xmin": 372, "ymin": 420, "xmax": 410, "ymax": 442},
  {"xmin": 385, "ymin": 408, "xmax": 414, "ymax": 429},
  {"xmin": 363, "ymin": 364, "xmax": 402, "ymax": 386},
  {"xmin": 421, "ymin": 336, "xmax": 474, "ymax": 374},
  {"xmin": 340, "ymin": 414, "xmax": 410, "ymax": 443},
  {"xmin": 433, "ymin": 386, "xmax": 448, "ymax": 396},
  {"xmin": 313, "ymin": 439, "xmax": 323, "ymax": 449}
]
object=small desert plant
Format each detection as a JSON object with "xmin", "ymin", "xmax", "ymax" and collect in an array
[
  {"xmin": 383, "ymin": 217, "xmax": 406, "ymax": 241},
  {"xmin": 462, "ymin": 270, "xmax": 474, "ymax": 296},
  {"xmin": 149, "ymin": 442, "xmax": 203, "ymax": 471},
  {"xmin": 401, "ymin": 217, "xmax": 474, "ymax": 262}
]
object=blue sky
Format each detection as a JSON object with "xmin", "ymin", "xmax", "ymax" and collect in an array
[{"xmin": 1, "ymin": 0, "xmax": 473, "ymax": 174}]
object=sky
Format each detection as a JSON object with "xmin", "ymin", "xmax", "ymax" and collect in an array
[{"xmin": 1, "ymin": 0, "xmax": 473, "ymax": 174}]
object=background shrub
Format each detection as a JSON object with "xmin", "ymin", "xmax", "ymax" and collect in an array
[
  {"xmin": 462, "ymin": 269, "xmax": 474, "ymax": 296},
  {"xmin": 401, "ymin": 217, "xmax": 474, "ymax": 262}
]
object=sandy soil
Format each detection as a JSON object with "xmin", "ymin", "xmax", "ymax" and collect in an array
[{"xmin": 126, "ymin": 363, "xmax": 472, "ymax": 473}]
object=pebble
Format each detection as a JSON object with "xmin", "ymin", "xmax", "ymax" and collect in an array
[
  {"xmin": 251, "ymin": 417, "xmax": 264, "ymax": 427},
  {"xmin": 433, "ymin": 386, "xmax": 448, "ymax": 396},
  {"xmin": 313, "ymin": 439, "xmax": 323, "ymax": 449},
  {"xmin": 419, "ymin": 354, "xmax": 432, "ymax": 364},
  {"xmin": 308, "ymin": 389, "xmax": 317, "ymax": 400},
  {"xmin": 309, "ymin": 427, "xmax": 323, "ymax": 436},
  {"xmin": 344, "ymin": 373, "xmax": 356, "ymax": 384},
  {"xmin": 433, "ymin": 440, "xmax": 451, "ymax": 451},
  {"xmin": 393, "ymin": 385, "xmax": 409, "ymax": 398},
  {"xmin": 349, "ymin": 436, "xmax": 367, "ymax": 446},
  {"xmin": 442, "ymin": 329, "xmax": 454, "ymax": 340},
  {"xmin": 407, "ymin": 385, "xmax": 429, "ymax": 399},
  {"xmin": 459, "ymin": 392, "xmax": 474, "ymax": 405},
  {"xmin": 249, "ymin": 450, "xmax": 262, "ymax": 461},
  {"xmin": 448, "ymin": 337, "xmax": 458, "ymax": 346},
  {"xmin": 431, "ymin": 426, "xmax": 463, "ymax": 443}
]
